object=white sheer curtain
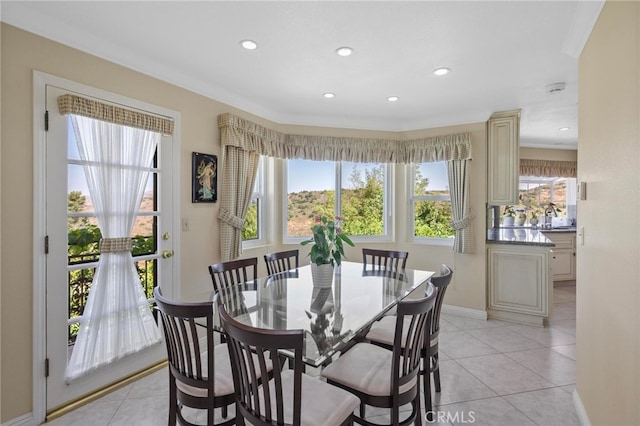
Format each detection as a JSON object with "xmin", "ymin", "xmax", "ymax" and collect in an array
[{"xmin": 66, "ymin": 115, "xmax": 162, "ymax": 381}]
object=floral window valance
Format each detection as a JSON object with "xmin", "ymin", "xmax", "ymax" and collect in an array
[
  {"xmin": 218, "ymin": 113, "xmax": 472, "ymax": 163},
  {"xmin": 520, "ymin": 159, "xmax": 577, "ymax": 178}
]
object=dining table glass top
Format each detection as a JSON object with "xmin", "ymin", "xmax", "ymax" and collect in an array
[{"xmin": 187, "ymin": 261, "xmax": 434, "ymax": 368}]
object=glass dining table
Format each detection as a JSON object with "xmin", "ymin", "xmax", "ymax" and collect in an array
[{"xmin": 186, "ymin": 261, "xmax": 435, "ymax": 368}]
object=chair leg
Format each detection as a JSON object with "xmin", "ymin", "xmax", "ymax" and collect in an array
[
  {"xmin": 424, "ymin": 367, "xmax": 433, "ymax": 422},
  {"xmin": 169, "ymin": 378, "xmax": 177, "ymax": 426},
  {"xmin": 208, "ymin": 407, "xmax": 215, "ymax": 426},
  {"xmin": 433, "ymin": 353, "xmax": 441, "ymax": 393},
  {"xmin": 414, "ymin": 387, "xmax": 423, "ymax": 426},
  {"xmin": 222, "ymin": 405, "xmax": 228, "ymax": 418},
  {"xmin": 360, "ymin": 402, "xmax": 366, "ymax": 419}
]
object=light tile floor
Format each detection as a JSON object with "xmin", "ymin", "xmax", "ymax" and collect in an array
[{"xmin": 45, "ymin": 286, "xmax": 578, "ymax": 426}]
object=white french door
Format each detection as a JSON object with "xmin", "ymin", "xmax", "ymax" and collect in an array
[{"xmin": 40, "ymin": 82, "xmax": 179, "ymax": 413}]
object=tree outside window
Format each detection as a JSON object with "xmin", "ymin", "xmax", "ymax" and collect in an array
[
  {"xmin": 411, "ymin": 162, "xmax": 455, "ymax": 239},
  {"xmin": 286, "ymin": 159, "xmax": 388, "ymax": 238}
]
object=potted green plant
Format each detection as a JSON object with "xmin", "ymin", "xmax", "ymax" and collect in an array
[
  {"xmin": 502, "ymin": 205, "xmax": 516, "ymax": 227},
  {"xmin": 529, "ymin": 211, "xmax": 539, "ymax": 227},
  {"xmin": 301, "ymin": 215, "xmax": 354, "ymax": 287}
]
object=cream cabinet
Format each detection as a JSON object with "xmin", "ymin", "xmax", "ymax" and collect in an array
[
  {"xmin": 487, "ymin": 110, "xmax": 520, "ymax": 205},
  {"xmin": 542, "ymin": 232, "xmax": 576, "ymax": 281},
  {"xmin": 487, "ymin": 244, "xmax": 551, "ymax": 326}
]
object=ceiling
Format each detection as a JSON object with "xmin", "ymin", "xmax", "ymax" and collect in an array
[{"xmin": 2, "ymin": 1, "xmax": 605, "ymax": 149}]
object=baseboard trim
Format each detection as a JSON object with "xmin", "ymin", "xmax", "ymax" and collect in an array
[
  {"xmin": 573, "ymin": 389, "xmax": 591, "ymax": 426},
  {"xmin": 441, "ymin": 304, "xmax": 488, "ymax": 320},
  {"xmin": 1, "ymin": 412, "xmax": 35, "ymax": 426}
]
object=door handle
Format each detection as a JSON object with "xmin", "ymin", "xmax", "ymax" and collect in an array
[{"xmin": 161, "ymin": 250, "xmax": 174, "ymax": 259}]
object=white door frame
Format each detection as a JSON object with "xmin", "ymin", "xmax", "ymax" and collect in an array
[{"xmin": 32, "ymin": 71, "xmax": 181, "ymax": 424}]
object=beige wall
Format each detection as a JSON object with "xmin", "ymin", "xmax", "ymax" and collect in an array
[
  {"xmin": 1, "ymin": 24, "xmax": 489, "ymax": 421},
  {"xmin": 577, "ymin": 1, "xmax": 640, "ymax": 425},
  {"xmin": 520, "ymin": 147, "xmax": 577, "ymax": 162}
]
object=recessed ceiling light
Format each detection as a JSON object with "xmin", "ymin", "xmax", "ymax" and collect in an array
[
  {"xmin": 387, "ymin": 96, "xmax": 399, "ymax": 102},
  {"xmin": 559, "ymin": 127, "xmax": 570, "ymax": 131},
  {"xmin": 240, "ymin": 40, "xmax": 258, "ymax": 50},
  {"xmin": 335, "ymin": 46, "xmax": 353, "ymax": 57},
  {"xmin": 433, "ymin": 67, "xmax": 450, "ymax": 76},
  {"xmin": 323, "ymin": 92, "xmax": 335, "ymax": 99}
]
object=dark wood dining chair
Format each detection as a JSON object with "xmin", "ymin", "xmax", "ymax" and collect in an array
[
  {"xmin": 264, "ymin": 249, "xmax": 299, "ymax": 275},
  {"xmin": 218, "ymin": 304, "xmax": 360, "ymax": 426},
  {"xmin": 208, "ymin": 257, "xmax": 258, "ymax": 293},
  {"xmin": 321, "ymin": 291, "xmax": 436, "ymax": 425},
  {"xmin": 362, "ymin": 248, "xmax": 409, "ymax": 273},
  {"xmin": 154, "ymin": 287, "xmax": 235, "ymax": 426},
  {"xmin": 365, "ymin": 264, "xmax": 453, "ymax": 419}
]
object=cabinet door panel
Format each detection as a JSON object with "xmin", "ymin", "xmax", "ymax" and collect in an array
[
  {"xmin": 488, "ymin": 246, "xmax": 549, "ymax": 316},
  {"xmin": 487, "ymin": 113, "xmax": 519, "ymax": 205}
]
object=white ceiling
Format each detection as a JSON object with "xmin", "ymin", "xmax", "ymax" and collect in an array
[{"xmin": 2, "ymin": 1, "xmax": 605, "ymax": 149}]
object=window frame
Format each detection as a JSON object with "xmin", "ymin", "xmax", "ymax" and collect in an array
[
  {"xmin": 242, "ymin": 156, "xmax": 267, "ymax": 248},
  {"xmin": 282, "ymin": 159, "xmax": 393, "ymax": 244},
  {"xmin": 408, "ymin": 162, "xmax": 455, "ymax": 246}
]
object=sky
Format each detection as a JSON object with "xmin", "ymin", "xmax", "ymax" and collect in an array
[{"xmin": 287, "ymin": 159, "xmax": 449, "ymax": 193}]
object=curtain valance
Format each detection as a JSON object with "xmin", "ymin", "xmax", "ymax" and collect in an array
[
  {"xmin": 58, "ymin": 94, "xmax": 174, "ymax": 135},
  {"xmin": 218, "ymin": 113, "xmax": 472, "ymax": 163},
  {"xmin": 520, "ymin": 159, "xmax": 577, "ymax": 178}
]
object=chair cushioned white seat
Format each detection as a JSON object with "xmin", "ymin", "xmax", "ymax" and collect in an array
[
  {"xmin": 321, "ymin": 343, "xmax": 417, "ymax": 397},
  {"xmin": 176, "ymin": 343, "xmax": 272, "ymax": 398},
  {"xmin": 255, "ymin": 370, "xmax": 359, "ymax": 426},
  {"xmin": 366, "ymin": 316, "xmax": 438, "ymax": 348}
]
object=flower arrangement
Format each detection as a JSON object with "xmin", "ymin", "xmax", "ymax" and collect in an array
[
  {"xmin": 503, "ymin": 205, "xmax": 516, "ymax": 217},
  {"xmin": 301, "ymin": 215, "xmax": 354, "ymax": 267}
]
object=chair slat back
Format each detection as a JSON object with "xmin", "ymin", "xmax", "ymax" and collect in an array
[
  {"xmin": 393, "ymin": 291, "xmax": 436, "ymax": 393},
  {"xmin": 362, "ymin": 248, "xmax": 408, "ymax": 273},
  {"xmin": 219, "ymin": 304, "xmax": 304, "ymax": 426},
  {"xmin": 154, "ymin": 288, "xmax": 214, "ymax": 391},
  {"xmin": 430, "ymin": 264, "xmax": 453, "ymax": 337},
  {"xmin": 208, "ymin": 257, "xmax": 258, "ymax": 293},
  {"xmin": 264, "ymin": 249, "xmax": 299, "ymax": 275}
]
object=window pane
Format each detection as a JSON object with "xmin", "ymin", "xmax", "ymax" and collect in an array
[
  {"xmin": 518, "ymin": 177, "xmax": 576, "ymax": 221},
  {"xmin": 287, "ymin": 160, "xmax": 335, "ymax": 237},
  {"xmin": 242, "ymin": 199, "xmax": 259, "ymax": 240},
  {"xmin": 413, "ymin": 162, "xmax": 454, "ymax": 238},
  {"xmin": 415, "ymin": 162, "xmax": 449, "ymax": 194},
  {"xmin": 341, "ymin": 162, "xmax": 384, "ymax": 236},
  {"xmin": 414, "ymin": 200, "xmax": 455, "ymax": 237}
]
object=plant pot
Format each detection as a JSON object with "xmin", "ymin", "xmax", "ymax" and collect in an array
[
  {"xmin": 515, "ymin": 217, "xmax": 526, "ymax": 227},
  {"xmin": 310, "ymin": 263, "xmax": 334, "ymax": 288},
  {"xmin": 529, "ymin": 218, "xmax": 539, "ymax": 227},
  {"xmin": 502, "ymin": 216, "xmax": 515, "ymax": 227}
]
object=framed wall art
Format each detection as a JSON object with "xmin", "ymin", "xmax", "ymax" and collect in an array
[{"xmin": 192, "ymin": 152, "xmax": 217, "ymax": 203}]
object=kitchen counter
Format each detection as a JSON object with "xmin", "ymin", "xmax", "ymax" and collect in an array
[{"xmin": 487, "ymin": 227, "xmax": 555, "ymax": 247}]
